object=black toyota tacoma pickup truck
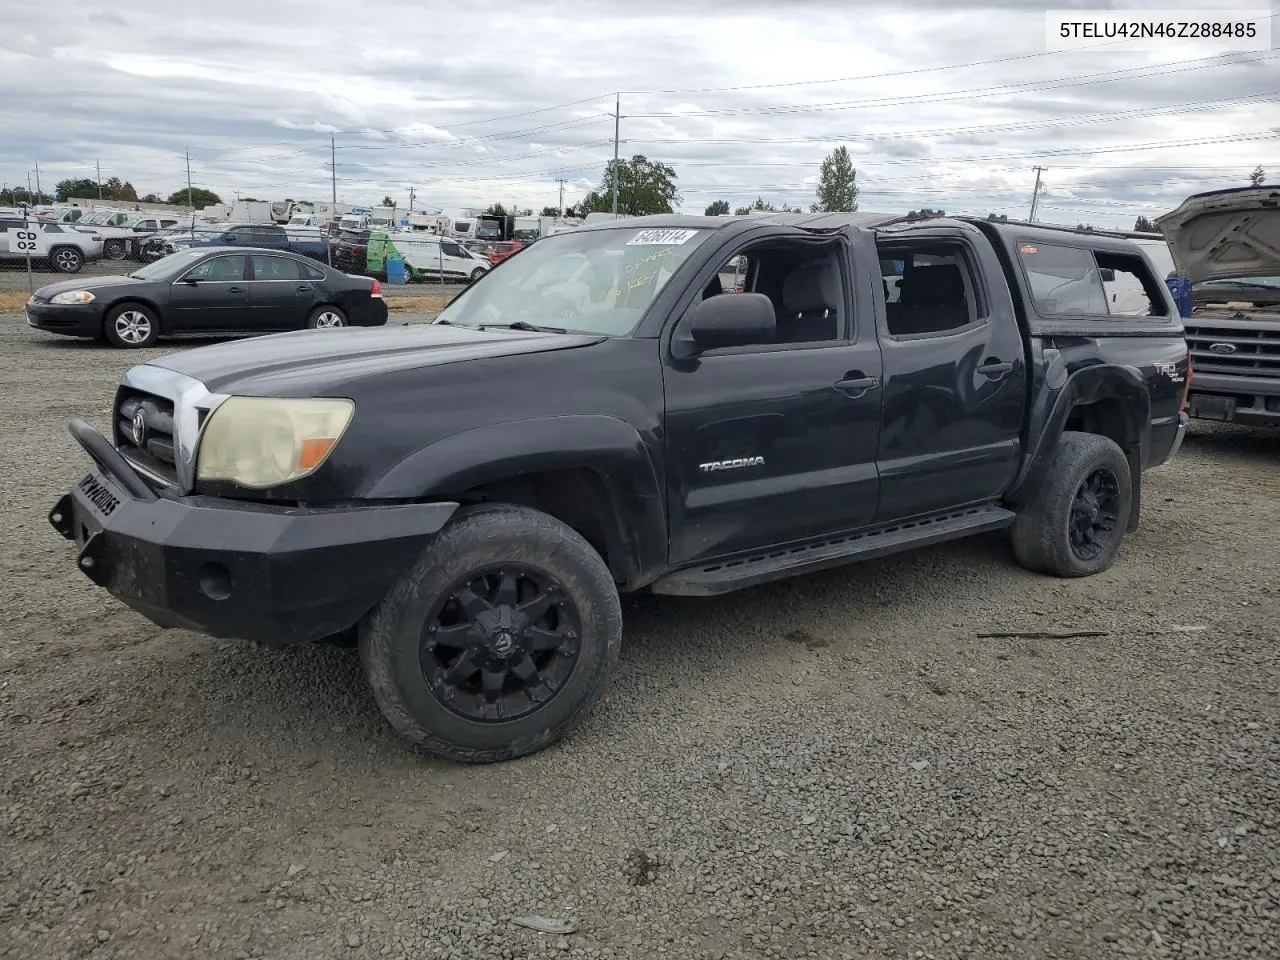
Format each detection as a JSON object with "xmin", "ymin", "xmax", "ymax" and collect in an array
[
  {"xmin": 1157, "ymin": 185, "xmax": 1280, "ymax": 427},
  {"xmin": 49, "ymin": 212, "xmax": 1190, "ymax": 763}
]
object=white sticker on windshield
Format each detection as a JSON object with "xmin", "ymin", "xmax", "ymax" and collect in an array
[{"xmin": 625, "ymin": 229, "xmax": 699, "ymax": 246}]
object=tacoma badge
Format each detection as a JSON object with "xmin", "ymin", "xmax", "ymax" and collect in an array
[{"xmin": 698, "ymin": 456, "xmax": 765, "ymax": 473}]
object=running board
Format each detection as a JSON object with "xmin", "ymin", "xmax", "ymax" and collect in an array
[{"xmin": 650, "ymin": 504, "xmax": 1016, "ymax": 597}]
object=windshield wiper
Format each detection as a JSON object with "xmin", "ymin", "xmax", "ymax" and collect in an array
[
  {"xmin": 479, "ymin": 320, "xmax": 568, "ymax": 334},
  {"xmin": 1203, "ymin": 281, "xmax": 1280, "ymax": 290}
]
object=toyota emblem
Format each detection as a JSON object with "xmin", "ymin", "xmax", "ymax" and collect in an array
[
  {"xmin": 131, "ymin": 408, "xmax": 147, "ymax": 447},
  {"xmin": 1208, "ymin": 342, "xmax": 1236, "ymax": 355}
]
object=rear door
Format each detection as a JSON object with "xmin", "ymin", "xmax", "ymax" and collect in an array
[
  {"xmin": 873, "ymin": 226, "xmax": 1027, "ymax": 521},
  {"xmin": 168, "ymin": 253, "xmax": 250, "ymax": 332},
  {"xmin": 247, "ymin": 254, "xmax": 308, "ymax": 329}
]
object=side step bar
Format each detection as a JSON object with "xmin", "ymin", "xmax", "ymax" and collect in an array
[{"xmin": 650, "ymin": 504, "xmax": 1016, "ymax": 597}]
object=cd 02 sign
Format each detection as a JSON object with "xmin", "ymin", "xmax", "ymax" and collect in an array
[{"xmin": 14, "ymin": 230, "xmax": 39, "ymax": 252}]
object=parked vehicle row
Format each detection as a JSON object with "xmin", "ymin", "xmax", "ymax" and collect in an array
[{"xmin": 0, "ymin": 214, "xmax": 104, "ymax": 273}]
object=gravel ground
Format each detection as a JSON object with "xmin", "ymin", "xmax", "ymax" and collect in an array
[{"xmin": 2, "ymin": 315, "xmax": 1279, "ymax": 960}]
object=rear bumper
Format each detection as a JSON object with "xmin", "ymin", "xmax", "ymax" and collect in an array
[{"xmin": 51, "ymin": 419, "xmax": 458, "ymax": 647}]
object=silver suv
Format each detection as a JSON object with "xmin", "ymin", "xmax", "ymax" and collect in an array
[{"xmin": 0, "ymin": 216, "xmax": 104, "ymax": 273}]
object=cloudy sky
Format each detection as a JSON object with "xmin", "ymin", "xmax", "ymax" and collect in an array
[{"xmin": 1, "ymin": 0, "xmax": 1276, "ymax": 229}]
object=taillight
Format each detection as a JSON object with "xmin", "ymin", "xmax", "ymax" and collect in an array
[
  {"xmin": 1180, "ymin": 355, "xmax": 1193, "ymax": 412},
  {"xmin": 370, "ymin": 279, "xmax": 383, "ymax": 298}
]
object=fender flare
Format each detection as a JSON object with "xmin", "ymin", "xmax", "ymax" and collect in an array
[
  {"xmin": 1010, "ymin": 362, "xmax": 1150, "ymax": 530},
  {"xmin": 362, "ymin": 415, "xmax": 667, "ymax": 586}
]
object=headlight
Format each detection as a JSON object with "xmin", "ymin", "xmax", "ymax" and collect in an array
[
  {"xmin": 196, "ymin": 397, "xmax": 355, "ymax": 488},
  {"xmin": 50, "ymin": 290, "xmax": 95, "ymax": 305}
]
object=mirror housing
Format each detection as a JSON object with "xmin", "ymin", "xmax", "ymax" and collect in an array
[{"xmin": 687, "ymin": 293, "xmax": 776, "ymax": 350}]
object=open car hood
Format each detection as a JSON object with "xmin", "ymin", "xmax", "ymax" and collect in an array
[{"xmin": 1156, "ymin": 185, "xmax": 1280, "ymax": 284}]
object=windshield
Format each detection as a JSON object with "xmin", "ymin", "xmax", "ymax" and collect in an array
[
  {"xmin": 128, "ymin": 248, "xmax": 208, "ymax": 280},
  {"xmin": 435, "ymin": 226, "xmax": 710, "ymax": 335}
]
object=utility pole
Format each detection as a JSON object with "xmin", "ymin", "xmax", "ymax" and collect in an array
[
  {"xmin": 27, "ymin": 171, "xmax": 33, "ymax": 201},
  {"xmin": 1029, "ymin": 165, "xmax": 1047, "ymax": 222},
  {"xmin": 409, "ymin": 186, "xmax": 415, "ymax": 212},
  {"xmin": 557, "ymin": 178, "xmax": 566, "ymax": 217},
  {"xmin": 185, "ymin": 149, "xmax": 193, "ymax": 211},
  {"xmin": 34, "ymin": 160, "xmax": 41, "ymax": 202},
  {"xmin": 610, "ymin": 93, "xmax": 620, "ymax": 217},
  {"xmin": 96, "ymin": 160, "xmax": 103, "ymax": 200},
  {"xmin": 328, "ymin": 136, "xmax": 337, "ymax": 266}
]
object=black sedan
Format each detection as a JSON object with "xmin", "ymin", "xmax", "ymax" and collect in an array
[{"xmin": 25, "ymin": 247, "xmax": 388, "ymax": 348}]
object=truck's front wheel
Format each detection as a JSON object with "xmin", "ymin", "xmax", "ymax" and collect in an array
[
  {"xmin": 359, "ymin": 503, "xmax": 622, "ymax": 763},
  {"xmin": 1011, "ymin": 430, "xmax": 1132, "ymax": 577}
]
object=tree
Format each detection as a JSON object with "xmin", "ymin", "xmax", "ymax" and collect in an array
[
  {"xmin": 540, "ymin": 205, "xmax": 560, "ymax": 217},
  {"xmin": 485, "ymin": 203, "xmax": 508, "ymax": 217},
  {"xmin": 380, "ymin": 195, "xmax": 395, "ymax": 207},
  {"xmin": 1134, "ymin": 215, "xmax": 1157, "ymax": 232},
  {"xmin": 166, "ymin": 187, "xmax": 221, "ymax": 208},
  {"xmin": 140, "ymin": 193, "xmax": 161, "ymax": 203},
  {"xmin": 578, "ymin": 155, "xmax": 679, "ymax": 216},
  {"xmin": 55, "ymin": 178, "xmax": 100, "ymax": 201},
  {"xmin": 812, "ymin": 146, "xmax": 858, "ymax": 213},
  {"xmin": 704, "ymin": 200, "xmax": 730, "ymax": 216},
  {"xmin": 117, "ymin": 181, "xmax": 138, "ymax": 202},
  {"xmin": 1250, "ymin": 165, "xmax": 1266, "ymax": 186}
]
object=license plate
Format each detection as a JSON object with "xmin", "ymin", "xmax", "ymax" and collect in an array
[
  {"xmin": 72, "ymin": 473, "xmax": 123, "ymax": 548},
  {"xmin": 1190, "ymin": 395, "xmax": 1236, "ymax": 421}
]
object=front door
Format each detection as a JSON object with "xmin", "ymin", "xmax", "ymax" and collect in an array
[
  {"xmin": 664, "ymin": 245, "xmax": 882, "ymax": 566},
  {"xmin": 247, "ymin": 254, "xmax": 307, "ymax": 330},
  {"xmin": 168, "ymin": 253, "xmax": 250, "ymax": 332},
  {"xmin": 440, "ymin": 240, "xmax": 473, "ymax": 280},
  {"xmin": 874, "ymin": 234, "xmax": 1027, "ymax": 520}
]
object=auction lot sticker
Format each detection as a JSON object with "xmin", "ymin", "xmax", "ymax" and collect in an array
[{"xmin": 626, "ymin": 229, "xmax": 699, "ymax": 246}]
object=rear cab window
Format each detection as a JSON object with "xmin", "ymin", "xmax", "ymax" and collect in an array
[{"xmin": 1016, "ymin": 241, "xmax": 1170, "ymax": 319}]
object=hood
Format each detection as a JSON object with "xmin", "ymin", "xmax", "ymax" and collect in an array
[
  {"xmin": 34, "ymin": 275, "xmax": 146, "ymax": 298},
  {"xmin": 1156, "ymin": 185, "xmax": 1280, "ymax": 284},
  {"xmin": 148, "ymin": 322, "xmax": 606, "ymax": 395}
]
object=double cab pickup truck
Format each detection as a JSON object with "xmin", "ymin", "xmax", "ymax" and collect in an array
[
  {"xmin": 1157, "ymin": 185, "xmax": 1280, "ymax": 427},
  {"xmin": 50, "ymin": 212, "xmax": 1191, "ymax": 763}
]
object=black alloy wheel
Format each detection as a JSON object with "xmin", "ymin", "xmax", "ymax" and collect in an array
[
  {"xmin": 1068, "ymin": 467, "xmax": 1121, "ymax": 561},
  {"xmin": 421, "ymin": 566, "xmax": 582, "ymax": 722}
]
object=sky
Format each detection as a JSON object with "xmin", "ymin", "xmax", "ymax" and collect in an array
[{"xmin": 0, "ymin": 0, "xmax": 1276, "ymax": 230}]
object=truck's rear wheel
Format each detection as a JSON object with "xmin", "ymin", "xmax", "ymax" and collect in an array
[
  {"xmin": 1011, "ymin": 431, "xmax": 1132, "ymax": 577},
  {"xmin": 359, "ymin": 503, "xmax": 622, "ymax": 763}
]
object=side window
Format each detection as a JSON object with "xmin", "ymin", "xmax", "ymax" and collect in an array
[
  {"xmin": 251, "ymin": 255, "xmax": 301, "ymax": 281},
  {"xmin": 701, "ymin": 241, "xmax": 846, "ymax": 346},
  {"xmin": 43, "ymin": 224, "xmax": 64, "ymax": 234},
  {"xmin": 1096, "ymin": 251, "xmax": 1169, "ymax": 317},
  {"xmin": 1017, "ymin": 242, "xmax": 1109, "ymax": 317},
  {"xmin": 299, "ymin": 261, "xmax": 327, "ymax": 281},
  {"xmin": 441, "ymin": 241, "xmax": 465, "ymax": 258},
  {"xmin": 878, "ymin": 244, "xmax": 980, "ymax": 338},
  {"xmin": 184, "ymin": 255, "xmax": 245, "ymax": 282}
]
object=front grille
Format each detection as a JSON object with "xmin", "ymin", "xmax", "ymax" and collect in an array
[
  {"xmin": 1184, "ymin": 317, "xmax": 1280, "ymax": 380},
  {"xmin": 116, "ymin": 388, "xmax": 179, "ymax": 484}
]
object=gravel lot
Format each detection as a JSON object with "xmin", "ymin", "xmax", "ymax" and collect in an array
[{"xmin": 2, "ymin": 314, "xmax": 1278, "ymax": 960}]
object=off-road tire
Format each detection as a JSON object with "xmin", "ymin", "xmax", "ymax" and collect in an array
[
  {"xmin": 359, "ymin": 503, "xmax": 623, "ymax": 763},
  {"xmin": 1011, "ymin": 430, "xmax": 1132, "ymax": 578}
]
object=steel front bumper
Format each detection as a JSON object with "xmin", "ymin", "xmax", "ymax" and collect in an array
[{"xmin": 50, "ymin": 419, "xmax": 458, "ymax": 647}]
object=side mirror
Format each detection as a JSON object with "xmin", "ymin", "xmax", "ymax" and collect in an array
[
  {"xmin": 687, "ymin": 292, "xmax": 776, "ymax": 350},
  {"xmin": 1098, "ymin": 267, "xmax": 1116, "ymax": 282}
]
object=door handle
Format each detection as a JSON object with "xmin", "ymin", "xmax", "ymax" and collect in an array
[
  {"xmin": 296, "ymin": 285, "xmax": 313, "ymax": 292},
  {"xmin": 977, "ymin": 360, "xmax": 1012, "ymax": 378},
  {"xmin": 834, "ymin": 375, "xmax": 880, "ymax": 399},
  {"xmin": 227, "ymin": 286, "xmax": 246, "ymax": 293}
]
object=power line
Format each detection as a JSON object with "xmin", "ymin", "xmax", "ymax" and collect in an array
[{"xmin": 625, "ymin": 51, "xmax": 1280, "ymax": 119}]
